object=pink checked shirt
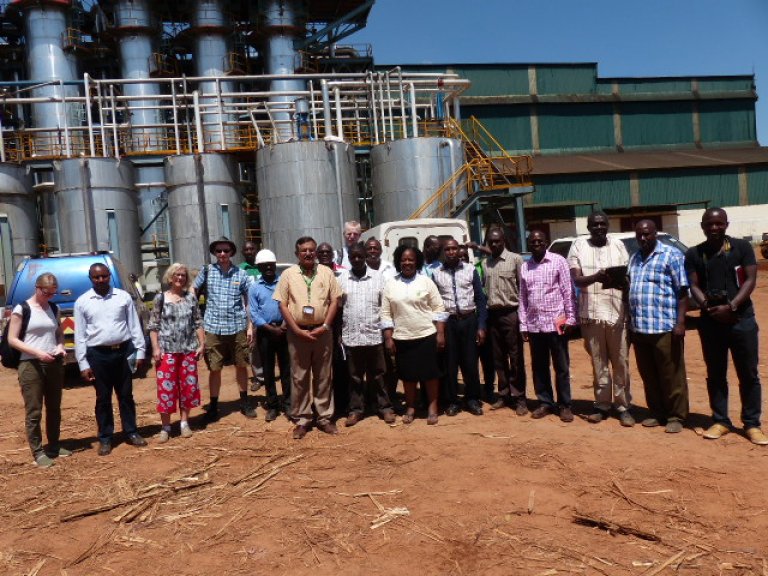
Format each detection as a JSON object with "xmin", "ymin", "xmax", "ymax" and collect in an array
[{"xmin": 519, "ymin": 251, "xmax": 576, "ymax": 333}]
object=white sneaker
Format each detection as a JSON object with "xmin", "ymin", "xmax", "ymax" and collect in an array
[
  {"xmin": 180, "ymin": 425, "xmax": 193, "ymax": 438},
  {"xmin": 157, "ymin": 429, "xmax": 170, "ymax": 443}
]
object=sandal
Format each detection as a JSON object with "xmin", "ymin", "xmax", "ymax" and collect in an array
[
  {"xmin": 427, "ymin": 413, "xmax": 439, "ymax": 425},
  {"xmin": 402, "ymin": 412, "xmax": 415, "ymax": 425}
]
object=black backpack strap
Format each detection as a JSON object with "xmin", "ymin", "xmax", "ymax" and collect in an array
[{"xmin": 18, "ymin": 301, "xmax": 32, "ymax": 341}]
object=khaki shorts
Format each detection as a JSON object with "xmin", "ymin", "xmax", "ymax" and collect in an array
[{"xmin": 204, "ymin": 331, "xmax": 250, "ymax": 371}]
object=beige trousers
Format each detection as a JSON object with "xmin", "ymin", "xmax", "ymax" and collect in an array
[
  {"xmin": 581, "ymin": 321, "xmax": 630, "ymax": 412},
  {"xmin": 287, "ymin": 329, "xmax": 334, "ymax": 426}
]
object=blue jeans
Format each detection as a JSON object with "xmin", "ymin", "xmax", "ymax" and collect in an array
[{"xmin": 699, "ymin": 315, "xmax": 761, "ymax": 429}]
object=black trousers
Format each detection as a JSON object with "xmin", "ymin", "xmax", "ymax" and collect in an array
[
  {"xmin": 346, "ymin": 344, "xmax": 392, "ymax": 415},
  {"xmin": 699, "ymin": 316, "xmax": 761, "ymax": 428},
  {"xmin": 257, "ymin": 326, "xmax": 291, "ymax": 410},
  {"xmin": 489, "ymin": 308, "xmax": 527, "ymax": 402},
  {"xmin": 529, "ymin": 331, "xmax": 571, "ymax": 408},
  {"xmin": 443, "ymin": 314, "xmax": 482, "ymax": 405},
  {"xmin": 86, "ymin": 343, "xmax": 137, "ymax": 442}
]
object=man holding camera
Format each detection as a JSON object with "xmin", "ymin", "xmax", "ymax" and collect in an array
[{"xmin": 685, "ymin": 208, "xmax": 766, "ymax": 445}]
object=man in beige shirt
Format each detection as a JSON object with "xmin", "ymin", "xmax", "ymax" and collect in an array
[
  {"xmin": 482, "ymin": 228, "xmax": 528, "ymax": 415},
  {"xmin": 275, "ymin": 236, "xmax": 342, "ymax": 439},
  {"xmin": 567, "ymin": 211, "xmax": 634, "ymax": 426}
]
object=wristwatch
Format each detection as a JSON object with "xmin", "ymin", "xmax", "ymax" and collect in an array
[
  {"xmin": 729, "ymin": 301, "xmax": 738, "ymax": 313},
  {"xmin": 322, "ymin": 323, "xmax": 331, "ymax": 331}
]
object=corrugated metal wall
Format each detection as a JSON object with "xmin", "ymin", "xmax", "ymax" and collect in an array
[
  {"xmin": 537, "ymin": 103, "xmax": 614, "ymax": 152},
  {"xmin": 621, "ymin": 101, "xmax": 694, "ymax": 147},
  {"xmin": 639, "ymin": 168, "xmax": 740, "ymax": 207},
  {"xmin": 747, "ymin": 167, "xmax": 768, "ymax": 204},
  {"xmin": 462, "ymin": 104, "xmax": 531, "ymax": 151},
  {"xmin": 699, "ymin": 100, "xmax": 756, "ymax": 144},
  {"xmin": 533, "ymin": 174, "xmax": 631, "ymax": 214}
]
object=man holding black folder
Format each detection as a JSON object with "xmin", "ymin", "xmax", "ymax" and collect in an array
[
  {"xmin": 568, "ymin": 211, "xmax": 634, "ymax": 426},
  {"xmin": 685, "ymin": 207, "xmax": 766, "ymax": 445}
]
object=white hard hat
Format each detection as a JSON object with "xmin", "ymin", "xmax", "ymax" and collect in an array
[{"xmin": 254, "ymin": 249, "xmax": 277, "ymax": 265}]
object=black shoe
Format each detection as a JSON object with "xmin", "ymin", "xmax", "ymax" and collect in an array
[
  {"xmin": 467, "ymin": 401, "xmax": 484, "ymax": 416},
  {"xmin": 490, "ymin": 398, "xmax": 507, "ymax": 410},
  {"xmin": 264, "ymin": 408, "xmax": 279, "ymax": 422},
  {"xmin": 97, "ymin": 441, "xmax": 112, "ymax": 456},
  {"xmin": 445, "ymin": 404, "xmax": 461, "ymax": 417},
  {"xmin": 204, "ymin": 409, "xmax": 220, "ymax": 424},
  {"xmin": 126, "ymin": 433, "xmax": 147, "ymax": 447},
  {"xmin": 240, "ymin": 402, "xmax": 257, "ymax": 419}
]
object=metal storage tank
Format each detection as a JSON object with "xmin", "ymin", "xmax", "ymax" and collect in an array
[
  {"xmin": 54, "ymin": 158, "xmax": 142, "ymax": 275},
  {"xmin": 256, "ymin": 141, "xmax": 358, "ymax": 262},
  {"xmin": 0, "ymin": 164, "xmax": 38, "ymax": 290},
  {"xmin": 371, "ymin": 137, "xmax": 466, "ymax": 223},
  {"xmin": 164, "ymin": 154, "xmax": 245, "ymax": 268}
]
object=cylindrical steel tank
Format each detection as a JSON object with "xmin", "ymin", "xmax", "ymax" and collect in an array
[
  {"xmin": 22, "ymin": 2, "xmax": 80, "ymax": 152},
  {"xmin": 262, "ymin": 0, "xmax": 306, "ymax": 142},
  {"xmin": 192, "ymin": 0, "xmax": 235, "ymax": 149},
  {"xmin": 0, "ymin": 164, "xmax": 38, "ymax": 288},
  {"xmin": 164, "ymin": 154, "xmax": 245, "ymax": 269},
  {"xmin": 256, "ymin": 140, "xmax": 357, "ymax": 261},
  {"xmin": 371, "ymin": 137, "xmax": 466, "ymax": 223},
  {"xmin": 54, "ymin": 158, "xmax": 142, "ymax": 275}
]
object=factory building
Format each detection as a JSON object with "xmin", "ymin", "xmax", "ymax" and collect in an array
[{"xmin": 403, "ymin": 62, "xmax": 768, "ymax": 245}]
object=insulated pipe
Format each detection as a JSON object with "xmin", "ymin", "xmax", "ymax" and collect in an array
[
  {"xmin": 321, "ymin": 80, "xmax": 333, "ymax": 137},
  {"xmin": 334, "ymin": 86, "xmax": 343, "ymax": 138},
  {"xmin": 193, "ymin": 91, "xmax": 204, "ymax": 154},
  {"xmin": 408, "ymin": 83, "xmax": 418, "ymax": 138}
]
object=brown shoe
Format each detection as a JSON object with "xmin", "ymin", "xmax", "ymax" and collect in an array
[
  {"xmin": 381, "ymin": 411, "xmax": 396, "ymax": 424},
  {"xmin": 317, "ymin": 421, "xmax": 339, "ymax": 435},
  {"xmin": 559, "ymin": 407, "xmax": 574, "ymax": 423},
  {"xmin": 531, "ymin": 405, "xmax": 553, "ymax": 419},
  {"xmin": 703, "ymin": 423, "xmax": 730, "ymax": 440},
  {"xmin": 745, "ymin": 427, "xmax": 768, "ymax": 446},
  {"xmin": 292, "ymin": 424, "xmax": 309, "ymax": 440}
]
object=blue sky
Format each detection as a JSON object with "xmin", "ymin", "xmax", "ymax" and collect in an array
[{"xmin": 353, "ymin": 0, "xmax": 767, "ymax": 145}]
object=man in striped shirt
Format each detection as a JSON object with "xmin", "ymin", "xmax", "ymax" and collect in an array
[
  {"xmin": 519, "ymin": 230, "xmax": 577, "ymax": 422},
  {"xmin": 432, "ymin": 237, "xmax": 488, "ymax": 416},
  {"xmin": 337, "ymin": 243, "xmax": 396, "ymax": 426},
  {"xmin": 628, "ymin": 219, "xmax": 689, "ymax": 434}
]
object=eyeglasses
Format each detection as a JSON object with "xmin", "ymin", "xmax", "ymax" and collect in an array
[
  {"xmin": 215, "ymin": 248, "xmax": 231, "ymax": 254},
  {"xmin": 37, "ymin": 287, "xmax": 57, "ymax": 297}
]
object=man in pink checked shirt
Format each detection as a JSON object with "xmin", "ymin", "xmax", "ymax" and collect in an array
[{"xmin": 519, "ymin": 229, "xmax": 577, "ymax": 422}]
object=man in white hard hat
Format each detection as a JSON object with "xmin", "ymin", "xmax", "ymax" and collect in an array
[{"xmin": 248, "ymin": 249, "xmax": 291, "ymax": 422}]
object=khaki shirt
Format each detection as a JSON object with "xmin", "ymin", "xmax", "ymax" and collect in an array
[
  {"xmin": 483, "ymin": 249, "xmax": 523, "ymax": 308},
  {"xmin": 274, "ymin": 264, "xmax": 341, "ymax": 327}
]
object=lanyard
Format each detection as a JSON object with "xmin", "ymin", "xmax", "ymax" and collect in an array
[{"xmin": 301, "ymin": 269, "xmax": 316, "ymax": 301}]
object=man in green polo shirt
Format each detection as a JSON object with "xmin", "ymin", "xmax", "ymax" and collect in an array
[{"xmin": 240, "ymin": 241, "xmax": 263, "ymax": 391}]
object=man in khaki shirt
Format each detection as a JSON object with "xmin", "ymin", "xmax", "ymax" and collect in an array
[
  {"xmin": 275, "ymin": 236, "xmax": 341, "ymax": 439},
  {"xmin": 482, "ymin": 228, "xmax": 528, "ymax": 415}
]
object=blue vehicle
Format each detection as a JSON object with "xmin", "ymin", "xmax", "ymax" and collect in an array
[{"xmin": 2, "ymin": 252, "xmax": 148, "ymax": 366}]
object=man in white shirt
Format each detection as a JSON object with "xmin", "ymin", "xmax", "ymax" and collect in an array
[{"xmin": 75, "ymin": 263, "xmax": 147, "ymax": 456}]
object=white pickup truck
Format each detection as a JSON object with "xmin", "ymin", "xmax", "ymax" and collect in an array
[{"xmin": 361, "ymin": 218, "xmax": 472, "ymax": 262}]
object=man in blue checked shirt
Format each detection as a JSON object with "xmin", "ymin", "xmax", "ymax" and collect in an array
[
  {"xmin": 193, "ymin": 237, "xmax": 255, "ymax": 423},
  {"xmin": 628, "ymin": 220, "xmax": 689, "ymax": 434},
  {"xmin": 248, "ymin": 249, "xmax": 291, "ymax": 423}
]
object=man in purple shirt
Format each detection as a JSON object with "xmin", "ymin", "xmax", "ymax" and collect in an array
[{"xmin": 519, "ymin": 230, "xmax": 577, "ymax": 422}]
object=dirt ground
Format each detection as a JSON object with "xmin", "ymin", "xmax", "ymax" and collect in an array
[{"xmin": 1, "ymin": 261, "xmax": 768, "ymax": 576}]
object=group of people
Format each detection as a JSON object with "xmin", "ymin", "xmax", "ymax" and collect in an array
[{"xmin": 5, "ymin": 207, "xmax": 765, "ymax": 467}]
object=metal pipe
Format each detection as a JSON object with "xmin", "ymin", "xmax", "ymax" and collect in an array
[
  {"xmin": 96, "ymin": 82, "xmax": 108, "ymax": 157},
  {"xmin": 81, "ymin": 159, "xmax": 98, "ymax": 253},
  {"xmin": 0, "ymin": 117, "xmax": 5, "ymax": 162},
  {"xmin": 215, "ymin": 77, "xmax": 226, "ymax": 147},
  {"xmin": 367, "ymin": 72, "xmax": 379, "ymax": 145},
  {"xmin": 193, "ymin": 90, "xmax": 204, "ymax": 154},
  {"xmin": 321, "ymin": 80, "xmax": 332, "ymax": 137},
  {"xmin": 171, "ymin": 82, "xmax": 181, "ymax": 154},
  {"xmin": 515, "ymin": 194, "xmax": 527, "ymax": 253},
  {"xmin": 408, "ymin": 82, "xmax": 418, "ymax": 138},
  {"xmin": 61, "ymin": 90, "xmax": 71, "ymax": 157},
  {"xmin": 110, "ymin": 85, "xmax": 120, "ymax": 159},
  {"xmin": 309, "ymin": 80, "xmax": 318, "ymax": 139},
  {"xmin": 377, "ymin": 73, "xmax": 386, "ymax": 142},
  {"xmin": 331, "ymin": 143, "xmax": 346, "ymax": 250},
  {"xmin": 385, "ymin": 71, "xmax": 394, "ymax": 140},
  {"xmin": 84, "ymin": 75, "xmax": 96, "ymax": 156},
  {"xmin": 334, "ymin": 86, "xmax": 342, "ymax": 138}
]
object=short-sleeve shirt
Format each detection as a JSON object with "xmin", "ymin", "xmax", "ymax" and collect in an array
[
  {"xmin": 567, "ymin": 236, "xmax": 629, "ymax": 325},
  {"xmin": 628, "ymin": 243, "xmax": 688, "ymax": 334},
  {"xmin": 193, "ymin": 264, "xmax": 251, "ymax": 335},
  {"xmin": 274, "ymin": 264, "xmax": 342, "ymax": 327},
  {"xmin": 380, "ymin": 274, "xmax": 447, "ymax": 340},
  {"xmin": 338, "ymin": 267, "xmax": 385, "ymax": 347},
  {"xmin": 147, "ymin": 292, "xmax": 203, "ymax": 353},
  {"xmin": 239, "ymin": 261, "xmax": 262, "ymax": 279},
  {"xmin": 13, "ymin": 304, "xmax": 58, "ymax": 361},
  {"xmin": 684, "ymin": 236, "xmax": 756, "ymax": 322}
]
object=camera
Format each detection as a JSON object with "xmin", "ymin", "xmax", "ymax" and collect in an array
[{"xmin": 706, "ymin": 289, "xmax": 728, "ymax": 307}]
